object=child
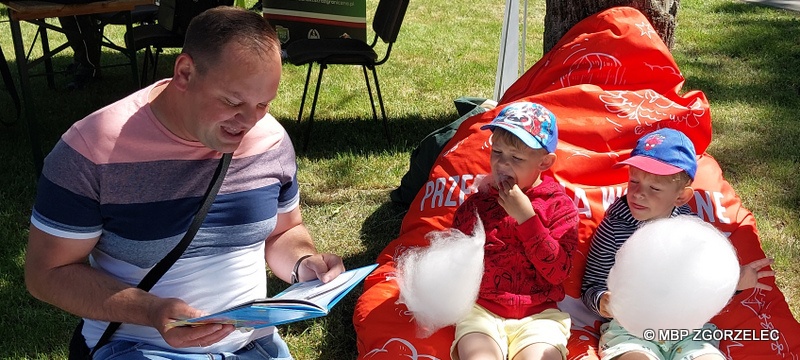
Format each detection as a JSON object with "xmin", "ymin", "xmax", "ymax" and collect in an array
[
  {"xmin": 450, "ymin": 102, "xmax": 580, "ymax": 360},
  {"xmin": 581, "ymin": 128, "xmax": 775, "ymax": 360}
]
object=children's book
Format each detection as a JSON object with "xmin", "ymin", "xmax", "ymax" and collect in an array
[{"xmin": 166, "ymin": 263, "xmax": 378, "ymax": 330}]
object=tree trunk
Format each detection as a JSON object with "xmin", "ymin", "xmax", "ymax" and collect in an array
[{"xmin": 543, "ymin": 0, "xmax": 679, "ymax": 53}]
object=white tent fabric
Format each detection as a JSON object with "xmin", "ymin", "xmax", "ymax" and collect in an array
[{"xmin": 493, "ymin": 0, "xmax": 528, "ymax": 100}]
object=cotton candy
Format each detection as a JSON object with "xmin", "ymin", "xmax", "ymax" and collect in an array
[
  {"xmin": 396, "ymin": 215, "xmax": 485, "ymax": 338},
  {"xmin": 607, "ymin": 215, "xmax": 740, "ymax": 340}
]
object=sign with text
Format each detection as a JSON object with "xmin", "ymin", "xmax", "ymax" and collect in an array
[{"xmin": 262, "ymin": 0, "xmax": 366, "ymax": 46}]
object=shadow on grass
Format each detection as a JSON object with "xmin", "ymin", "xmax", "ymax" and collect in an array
[
  {"xmin": 680, "ymin": 3, "xmax": 800, "ymax": 105},
  {"xmin": 0, "ymin": 87, "xmax": 83, "ymax": 356},
  {"xmin": 0, "ymin": 46, "xmax": 135, "ymax": 354},
  {"xmin": 281, "ymin": 112, "xmax": 462, "ymax": 159},
  {"xmin": 679, "ymin": 2, "xmax": 800, "ymax": 216}
]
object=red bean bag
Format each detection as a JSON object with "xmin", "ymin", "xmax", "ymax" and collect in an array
[{"xmin": 353, "ymin": 6, "xmax": 800, "ymax": 360}]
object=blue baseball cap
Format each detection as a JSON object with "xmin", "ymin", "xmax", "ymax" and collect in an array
[
  {"xmin": 480, "ymin": 102, "xmax": 558, "ymax": 153},
  {"xmin": 615, "ymin": 128, "xmax": 698, "ymax": 180}
]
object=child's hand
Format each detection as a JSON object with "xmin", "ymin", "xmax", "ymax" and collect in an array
[
  {"xmin": 497, "ymin": 178, "xmax": 536, "ymax": 224},
  {"xmin": 737, "ymin": 258, "xmax": 775, "ymax": 292},
  {"xmin": 599, "ymin": 292, "xmax": 613, "ymax": 318}
]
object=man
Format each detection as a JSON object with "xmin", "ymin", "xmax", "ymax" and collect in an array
[
  {"xmin": 59, "ymin": 13, "xmax": 102, "ymax": 89},
  {"xmin": 25, "ymin": 6, "xmax": 345, "ymax": 358},
  {"xmin": 49, "ymin": 0, "xmax": 105, "ymax": 90}
]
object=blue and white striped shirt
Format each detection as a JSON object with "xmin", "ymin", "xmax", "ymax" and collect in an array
[{"xmin": 581, "ymin": 194, "xmax": 693, "ymax": 317}]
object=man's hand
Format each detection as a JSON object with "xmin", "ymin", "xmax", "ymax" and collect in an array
[
  {"xmin": 266, "ymin": 207, "xmax": 345, "ymax": 284},
  {"xmin": 599, "ymin": 292, "xmax": 613, "ymax": 318},
  {"xmin": 296, "ymin": 253, "xmax": 345, "ymax": 284},
  {"xmin": 154, "ymin": 297, "xmax": 235, "ymax": 348},
  {"xmin": 737, "ymin": 258, "xmax": 775, "ymax": 292},
  {"xmin": 497, "ymin": 178, "xmax": 536, "ymax": 224}
]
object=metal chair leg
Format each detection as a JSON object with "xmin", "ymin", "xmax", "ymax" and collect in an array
[
  {"xmin": 362, "ymin": 65, "xmax": 379, "ymax": 122},
  {"xmin": 297, "ymin": 64, "xmax": 313, "ymax": 123},
  {"xmin": 302, "ymin": 63, "xmax": 326, "ymax": 152},
  {"xmin": 370, "ymin": 66, "xmax": 391, "ymax": 144}
]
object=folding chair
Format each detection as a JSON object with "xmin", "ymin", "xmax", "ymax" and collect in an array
[{"xmin": 284, "ymin": 0, "xmax": 410, "ymax": 151}]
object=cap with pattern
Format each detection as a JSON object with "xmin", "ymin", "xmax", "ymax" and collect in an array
[{"xmin": 480, "ymin": 102, "xmax": 558, "ymax": 153}]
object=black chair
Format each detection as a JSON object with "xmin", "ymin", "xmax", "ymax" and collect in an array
[
  {"xmin": 284, "ymin": 0, "xmax": 410, "ymax": 151},
  {"xmin": 125, "ymin": 0, "xmax": 233, "ymax": 87},
  {"xmin": 95, "ymin": 4, "xmax": 159, "ymax": 34},
  {"xmin": 92, "ymin": 4, "xmax": 159, "ymax": 83}
]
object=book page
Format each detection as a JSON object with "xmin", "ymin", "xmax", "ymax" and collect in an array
[{"xmin": 273, "ymin": 268, "xmax": 360, "ymax": 307}]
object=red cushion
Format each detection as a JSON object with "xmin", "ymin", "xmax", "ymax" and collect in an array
[{"xmin": 354, "ymin": 6, "xmax": 800, "ymax": 359}]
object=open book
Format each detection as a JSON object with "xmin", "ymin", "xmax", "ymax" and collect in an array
[{"xmin": 166, "ymin": 263, "xmax": 378, "ymax": 330}]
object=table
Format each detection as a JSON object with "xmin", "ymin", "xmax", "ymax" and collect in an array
[{"xmin": 2, "ymin": 0, "xmax": 153, "ymax": 178}]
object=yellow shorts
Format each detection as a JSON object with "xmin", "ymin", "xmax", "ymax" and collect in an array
[{"xmin": 451, "ymin": 304, "xmax": 570, "ymax": 360}]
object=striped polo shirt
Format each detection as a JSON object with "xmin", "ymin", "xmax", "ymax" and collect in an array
[{"xmin": 30, "ymin": 80, "xmax": 299, "ymax": 352}]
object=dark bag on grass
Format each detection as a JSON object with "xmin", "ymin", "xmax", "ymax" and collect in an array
[{"xmin": 68, "ymin": 320, "xmax": 90, "ymax": 360}]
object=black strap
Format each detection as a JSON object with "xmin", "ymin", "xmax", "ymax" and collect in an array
[{"xmin": 89, "ymin": 152, "xmax": 233, "ymax": 355}]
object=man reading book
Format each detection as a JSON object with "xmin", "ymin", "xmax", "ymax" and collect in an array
[{"xmin": 24, "ymin": 6, "xmax": 346, "ymax": 359}]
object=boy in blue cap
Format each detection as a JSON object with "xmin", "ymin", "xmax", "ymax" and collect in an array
[
  {"xmin": 450, "ymin": 101, "xmax": 580, "ymax": 360},
  {"xmin": 581, "ymin": 128, "xmax": 775, "ymax": 360}
]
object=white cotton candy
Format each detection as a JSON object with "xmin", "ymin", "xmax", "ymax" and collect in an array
[
  {"xmin": 396, "ymin": 216, "xmax": 485, "ymax": 338},
  {"xmin": 607, "ymin": 215, "xmax": 740, "ymax": 340}
]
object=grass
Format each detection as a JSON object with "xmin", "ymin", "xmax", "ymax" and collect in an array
[{"xmin": 1, "ymin": 0, "xmax": 798, "ymax": 358}]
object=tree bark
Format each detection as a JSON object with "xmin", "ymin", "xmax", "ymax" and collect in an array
[{"xmin": 543, "ymin": 0, "xmax": 679, "ymax": 53}]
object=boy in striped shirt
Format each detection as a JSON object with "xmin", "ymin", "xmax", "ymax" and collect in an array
[{"xmin": 581, "ymin": 128, "xmax": 773, "ymax": 360}]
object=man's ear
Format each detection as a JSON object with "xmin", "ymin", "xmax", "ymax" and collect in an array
[
  {"xmin": 675, "ymin": 186, "xmax": 694, "ymax": 206},
  {"xmin": 171, "ymin": 53, "xmax": 195, "ymax": 91},
  {"xmin": 538, "ymin": 153, "xmax": 557, "ymax": 170}
]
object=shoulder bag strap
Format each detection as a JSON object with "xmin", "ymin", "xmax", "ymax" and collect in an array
[{"xmin": 89, "ymin": 152, "xmax": 233, "ymax": 355}]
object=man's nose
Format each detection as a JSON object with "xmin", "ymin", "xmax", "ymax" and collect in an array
[{"xmin": 238, "ymin": 106, "xmax": 262, "ymax": 126}]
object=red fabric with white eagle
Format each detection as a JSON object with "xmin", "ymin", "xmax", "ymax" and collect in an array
[{"xmin": 353, "ymin": 6, "xmax": 800, "ymax": 360}]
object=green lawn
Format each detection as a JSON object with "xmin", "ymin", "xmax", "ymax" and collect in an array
[{"xmin": 0, "ymin": 0, "xmax": 798, "ymax": 359}]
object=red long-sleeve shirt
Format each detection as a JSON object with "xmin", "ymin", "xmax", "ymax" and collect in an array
[{"xmin": 452, "ymin": 175, "xmax": 579, "ymax": 319}]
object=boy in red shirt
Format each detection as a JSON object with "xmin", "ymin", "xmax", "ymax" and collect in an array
[{"xmin": 450, "ymin": 102, "xmax": 580, "ymax": 360}]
